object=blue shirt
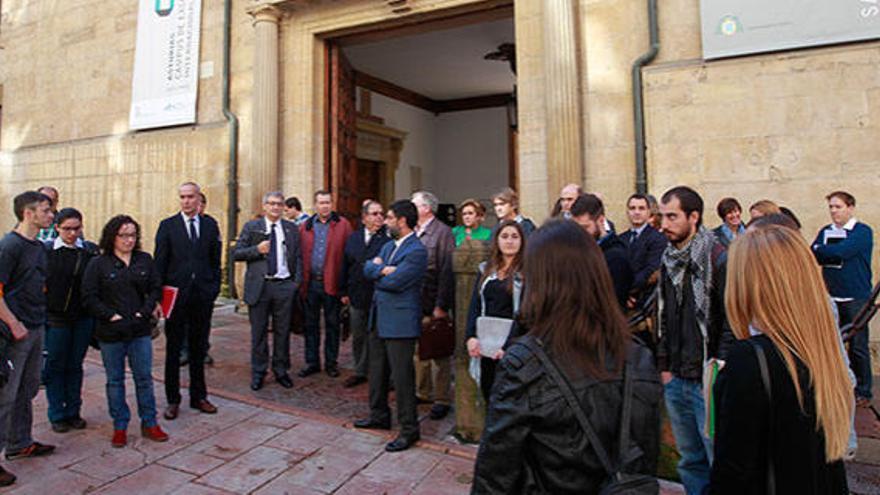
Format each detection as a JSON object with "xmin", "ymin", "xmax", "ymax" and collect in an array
[
  {"xmin": 812, "ymin": 220, "xmax": 873, "ymax": 300},
  {"xmin": 310, "ymin": 218, "xmax": 330, "ymax": 276}
]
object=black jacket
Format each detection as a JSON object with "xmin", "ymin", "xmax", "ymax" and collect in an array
[
  {"xmin": 154, "ymin": 213, "xmax": 222, "ymax": 305},
  {"xmin": 620, "ymin": 225, "xmax": 667, "ymax": 296},
  {"xmin": 341, "ymin": 226, "xmax": 392, "ymax": 310},
  {"xmin": 709, "ymin": 335, "xmax": 848, "ymax": 494},
  {"xmin": 472, "ymin": 336, "xmax": 662, "ymax": 494},
  {"xmin": 44, "ymin": 240, "xmax": 99, "ymax": 326},
  {"xmin": 656, "ymin": 241, "xmax": 734, "ymax": 380},
  {"xmin": 599, "ymin": 232, "xmax": 634, "ymax": 308},
  {"xmin": 82, "ymin": 251, "xmax": 162, "ymax": 343}
]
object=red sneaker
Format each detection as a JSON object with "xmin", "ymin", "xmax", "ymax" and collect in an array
[
  {"xmin": 141, "ymin": 425, "xmax": 169, "ymax": 442},
  {"xmin": 111, "ymin": 430, "xmax": 127, "ymax": 448}
]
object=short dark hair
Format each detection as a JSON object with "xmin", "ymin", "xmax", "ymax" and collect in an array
[
  {"xmin": 285, "ymin": 196, "xmax": 302, "ymax": 210},
  {"xmin": 778, "ymin": 207, "xmax": 802, "ymax": 230},
  {"xmin": 55, "ymin": 207, "xmax": 83, "ymax": 226},
  {"xmin": 13, "ymin": 191, "xmax": 51, "ymax": 222},
  {"xmin": 716, "ymin": 197, "xmax": 742, "ymax": 219},
  {"xmin": 570, "ymin": 194, "xmax": 604, "ymax": 219},
  {"xmin": 314, "ymin": 190, "xmax": 332, "ymax": 201},
  {"xmin": 98, "ymin": 215, "xmax": 142, "ymax": 254},
  {"xmin": 661, "ymin": 186, "xmax": 704, "ymax": 227},
  {"xmin": 389, "ymin": 200, "xmax": 418, "ymax": 229},
  {"xmin": 361, "ymin": 200, "xmax": 381, "ymax": 216},
  {"xmin": 826, "ymin": 191, "xmax": 855, "ymax": 207},
  {"xmin": 627, "ymin": 193, "xmax": 649, "ymax": 207}
]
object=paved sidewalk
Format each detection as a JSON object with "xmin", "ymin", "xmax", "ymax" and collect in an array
[{"xmin": 0, "ymin": 361, "xmax": 475, "ymax": 494}]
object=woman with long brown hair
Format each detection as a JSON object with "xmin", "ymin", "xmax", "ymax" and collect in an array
[
  {"xmin": 709, "ymin": 225, "xmax": 852, "ymax": 494},
  {"xmin": 472, "ymin": 220, "xmax": 661, "ymax": 494},
  {"xmin": 465, "ymin": 220, "xmax": 525, "ymax": 402}
]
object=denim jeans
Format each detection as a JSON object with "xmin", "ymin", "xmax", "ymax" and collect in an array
[
  {"xmin": 837, "ymin": 299, "xmax": 872, "ymax": 399},
  {"xmin": 664, "ymin": 377, "xmax": 712, "ymax": 495},
  {"xmin": 45, "ymin": 318, "xmax": 94, "ymax": 423},
  {"xmin": 304, "ymin": 280, "xmax": 340, "ymax": 369},
  {"xmin": 99, "ymin": 336, "xmax": 157, "ymax": 431}
]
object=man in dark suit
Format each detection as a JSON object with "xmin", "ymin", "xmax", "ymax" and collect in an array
[
  {"xmin": 354, "ymin": 200, "xmax": 427, "ymax": 453},
  {"xmin": 340, "ymin": 200, "xmax": 391, "ymax": 388},
  {"xmin": 411, "ymin": 190, "xmax": 455, "ymax": 420},
  {"xmin": 619, "ymin": 193, "xmax": 668, "ymax": 309},
  {"xmin": 571, "ymin": 194, "xmax": 633, "ymax": 308},
  {"xmin": 154, "ymin": 182, "xmax": 221, "ymax": 419},
  {"xmin": 233, "ymin": 191, "xmax": 303, "ymax": 391}
]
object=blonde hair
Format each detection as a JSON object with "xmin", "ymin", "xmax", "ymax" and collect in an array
[
  {"xmin": 748, "ymin": 199, "xmax": 781, "ymax": 218},
  {"xmin": 725, "ymin": 225, "xmax": 853, "ymax": 461}
]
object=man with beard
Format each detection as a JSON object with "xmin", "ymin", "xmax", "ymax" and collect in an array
[
  {"xmin": 656, "ymin": 186, "xmax": 731, "ymax": 495},
  {"xmin": 569, "ymin": 194, "xmax": 632, "ymax": 308},
  {"xmin": 340, "ymin": 200, "xmax": 391, "ymax": 388},
  {"xmin": 354, "ymin": 200, "xmax": 427, "ymax": 453}
]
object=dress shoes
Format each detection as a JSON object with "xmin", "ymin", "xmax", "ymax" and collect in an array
[
  {"xmin": 163, "ymin": 404, "xmax": 180, "ymax": 420},
  {"xmin": 297, "ymin": 365, "xmax": 321, "ymax": 378},
  {"xmin": 191, "ymin": 399, "xmax": 218, "ymax": 414},
  {"xmin": 325, "ymin": 366, "xmax": 340, "ymax": 378},
  {"xmin": 385, "ymin": 434, "xmax": 420, "ymax": 453},
  {"xmin": 429, "ymin": 404, "xmax": 451, "ymax": 420},
  {"xmin": 67, "ymin": 417, "xmax": 87, "ymax": 430},
  {"xmin": 353, "ymin": 418, "xmax": 391, "ymax": 430},
  {"xmin": 343, "ymin": 375, "xmax": 367, "ymax": 388},
  {"xmin": 250, "ymin": 375, "xmax": 264, "ymax": 391},
  {"xmin": 275, "ymin": 374, "xmax": 294, "ymax": 389}
]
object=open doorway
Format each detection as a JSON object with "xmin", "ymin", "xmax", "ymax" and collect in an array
[{"xmin": 325, "ymin": 13, "xmax": 517, "ymax": 224}]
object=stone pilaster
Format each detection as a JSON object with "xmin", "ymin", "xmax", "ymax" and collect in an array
[{"xmin": 250, "ymin": 4, "xmax": 282, "ymax": 214}]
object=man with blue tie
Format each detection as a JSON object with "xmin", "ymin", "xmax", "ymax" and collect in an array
[
  {"xmin": 354, "ymin": 200, "xmax": 427, "ymax": 453},
  {"xmin": 155, "ymin": 182, "xmax": 222, "ymax": 419},
  {"xmin": 620, "ymin": 193, "xmax": 667, "ymax": 310},
  {"xmin": 233, "ymin": 192, "xmax": 303, "ymax": 391}
]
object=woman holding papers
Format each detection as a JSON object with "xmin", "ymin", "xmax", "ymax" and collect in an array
[
  {"xmin": 82, "ymin": 215, "xmax": 167, "ymax": 448},
  {"xmin": 465, "ymin": 220, "xmax": 525, "ymax": 402}
]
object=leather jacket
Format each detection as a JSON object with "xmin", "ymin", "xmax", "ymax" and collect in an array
[{"xmin": 472, "ymin": 335, "xmax": 662, "ymax": 494}]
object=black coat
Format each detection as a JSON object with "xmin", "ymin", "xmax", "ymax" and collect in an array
[
  {"xmin": 620, "ymin": 225, "xmax": 667, "ymax": 295},
  {"xmin": 341, "ymin": 226, "xmax": 392, "ymax": 310},
  {"xmin": 82, "ymin": 251, "xmax": 162, "ymax": 343},
  {"xmin": 709, "ymin": 335, "xmax": 848, "ymax": 494},
  {"xmin": 154, "ymin": 213, "xmax": 222, "ymax": 305},
  {"xmin": 599, "ymin": 232, "xmax": 634, "ymax": 308},
  {"xmin": 472, "ymin": 336, "xmax": 662, "ymax": 494},
  {"xmin": 44, "ymin": 240, "xmax": 99, "ymax": 326}
]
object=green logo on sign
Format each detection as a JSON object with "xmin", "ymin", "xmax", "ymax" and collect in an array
[
  {"xmin": 717, "ymin": 15, "xmax": 742, "ymax": 36},
  {"xmin": 155, "ymin": 0, "xmax": 174, "ymax": 17}
]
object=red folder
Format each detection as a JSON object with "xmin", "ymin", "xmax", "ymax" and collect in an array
[{"xmin": 161, "ymin": 286, "xmax": 179, "ymax": 319}]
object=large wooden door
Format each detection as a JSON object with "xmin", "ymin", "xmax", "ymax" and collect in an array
[{"xmin": 328, "ymin": 43, "xmax": 359, "ymax": 224}]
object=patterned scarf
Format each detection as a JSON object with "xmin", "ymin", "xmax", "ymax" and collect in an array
[{"xmin": 660, "ymin": 226, "xmax": 715, "ymax": 340}]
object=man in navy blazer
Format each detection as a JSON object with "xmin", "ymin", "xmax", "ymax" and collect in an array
[
  {"xmin": 154, "ymin": 182, "xmax": 221, "ymax": 419},
  {"xmin": 354, "ymin": 200, "xmax": 427, "ymax": 453},
  {"xmin": 619, "ymin": 193, "xmax": 668, "ymax": 308}
]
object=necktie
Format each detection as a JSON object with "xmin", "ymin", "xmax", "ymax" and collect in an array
[
  {"xmin": 267, "ymin": 223, "xmax": 278, "ymax": 277},
  {"xmin": 189, "ymin": 218, "xmax": 198, "ymax": 243}
]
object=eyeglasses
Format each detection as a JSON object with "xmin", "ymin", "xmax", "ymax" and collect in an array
[
  {"xmin": 116, "ymin": 233, "xmax": 137, "ymax": 239},
  {"xmin": 265, "ymin": 201, "xmax": 284, "ymax": 207},
  {"xmin": 367, "ymin": 211, "xmax": 383, "ymax": 216}
]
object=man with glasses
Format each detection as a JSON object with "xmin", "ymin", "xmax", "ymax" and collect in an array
[
  {"xmin": 341, "ymin": 200, "xmax": 391, "ymax": 388},
  {"xmin": 234, "ymin": 192, "xmax": 303, "ymax": 391},
  {"xmin": 154, "ymin": 182, "xmax": 222, "ymax": 419}
]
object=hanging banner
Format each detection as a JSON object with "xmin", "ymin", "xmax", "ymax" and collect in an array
[
  {"xmin": 129, "ymin": 0, "xmax": 202, "ymax": 130},
  {"xmin": 701, "ymin": 0, "xmax": 880, "ymax": 60}
]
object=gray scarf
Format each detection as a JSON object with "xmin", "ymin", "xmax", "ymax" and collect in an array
[{"xmin": 659, "ymin": 226, "xmax": 715, "ymax": 340}]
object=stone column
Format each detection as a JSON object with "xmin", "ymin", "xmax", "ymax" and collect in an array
[
  {"xmin": 250, "ymin": 4, "xmax": 282, "ymax": 214},
  {"xmin": 453, "ymin": 239, "xmax": 491, "ymax": 442},
  {"xmin": 543, "ymin": 0, "xmax": 583, "ymax": 196}
]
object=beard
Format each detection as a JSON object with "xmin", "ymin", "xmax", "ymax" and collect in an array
[{"xmin": 388, "ymin": 226, "xmax": 401, "ymax": 240}]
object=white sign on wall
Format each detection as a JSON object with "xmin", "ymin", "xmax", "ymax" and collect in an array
[
  {"xmin": 701, "ymin": 0, "xmax": 880, "ymax": 60},
  {"xmin": 129, "ymin": 0, "xmax": 203, "ymax": 130}
]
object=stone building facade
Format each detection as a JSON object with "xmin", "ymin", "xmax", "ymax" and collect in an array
[{"xmin": 1, "ymin": 0, "xmax": 878, "ymax": 359}]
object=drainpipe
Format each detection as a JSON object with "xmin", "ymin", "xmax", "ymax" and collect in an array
[
  {"xmin": 223, "ymin": 0, "xmax": 240, "ymax": 299},
  {"xmin": 632, "ymin": 0, "xmax": 659, "ymax": 195}
]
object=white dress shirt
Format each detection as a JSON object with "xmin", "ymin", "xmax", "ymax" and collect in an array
[{"xmin": 264, "ymin": 217, "xmax": 290, "ymax": 279}]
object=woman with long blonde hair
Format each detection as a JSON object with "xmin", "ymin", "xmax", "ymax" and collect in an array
[{"xmin": 709, "ymin": 225, "xmax": 852, "ymax": 494}]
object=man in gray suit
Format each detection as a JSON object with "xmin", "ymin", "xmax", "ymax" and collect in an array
[{"xmin": 233, "ymin": 192, "xmax": 302, "ymax": 391}]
